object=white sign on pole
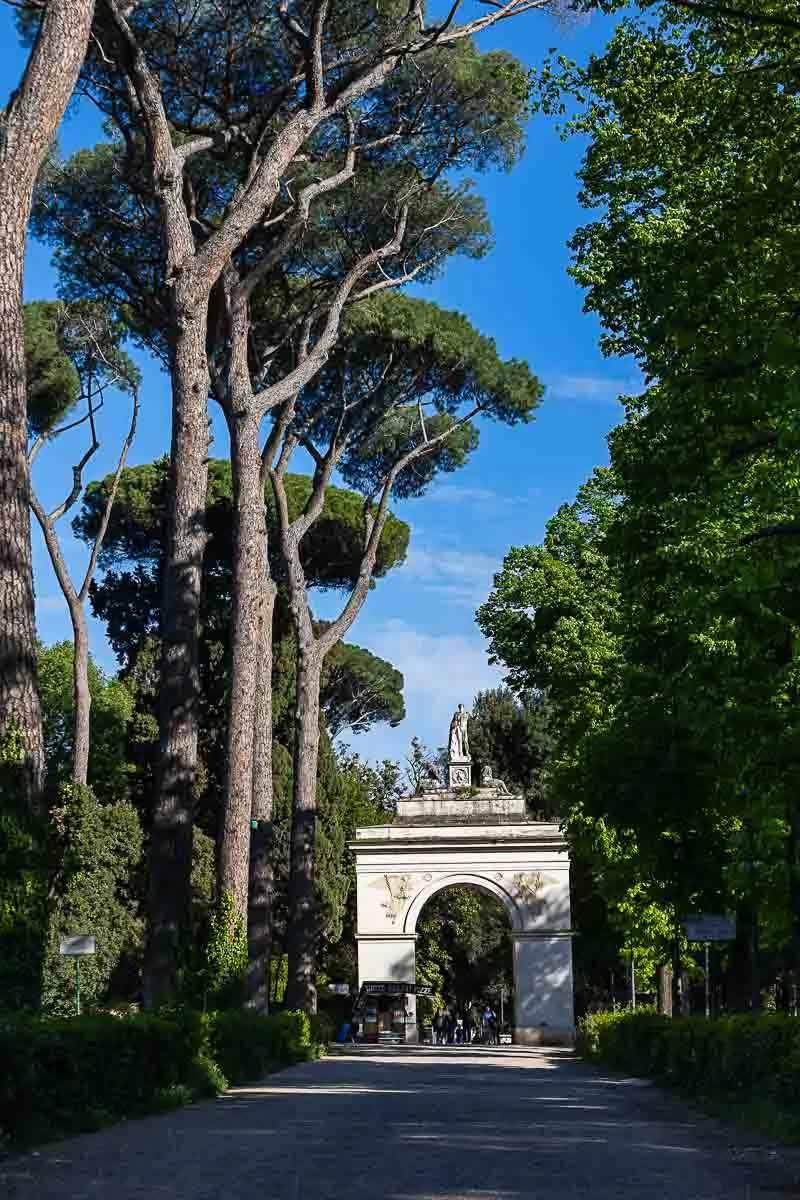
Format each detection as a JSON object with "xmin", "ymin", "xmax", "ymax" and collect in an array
[
  {"xmin": 59, "ymin": 934, "xmax": 96, "ymax": 957},
  {"xmin": 683, "ymin": 915, "xmax": 736, "ymax": 942}
]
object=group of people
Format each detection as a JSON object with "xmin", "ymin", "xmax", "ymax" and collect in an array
[{"xmin": 431, "ymin": 1005, "xmax": 499, "ymax": 1045}]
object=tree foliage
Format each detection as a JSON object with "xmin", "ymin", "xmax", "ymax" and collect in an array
[
  {"xmin": 478, "ymin": 3, "xmax": 800, "ymax": 1003},
  {"xmin": 469, "ymin": 686, "xmax": 553, "ymax": 814},
  {"xmin": 37, "ymin": 642, "xmax": 135, "ymax": 802},
  {"xmin": 42, "ymin": 786, "xmax": 144, "ymax": 1017}
]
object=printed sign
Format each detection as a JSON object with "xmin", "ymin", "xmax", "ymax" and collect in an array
[
  {"xmin": 59, "ymin": 934, "xmax": 96, "ymax": 957},
  {"xmin": 683, "ymin": 915, "xmax": 736, "ymax": 942},
  {"xmin": 361, "ymin": 981, "xmax": 434, "ymax": 997}
]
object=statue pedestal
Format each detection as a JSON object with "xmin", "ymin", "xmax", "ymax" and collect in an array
[{"xmin": 448, "ymin": 758, "xmax": 472, "ymax": 789}]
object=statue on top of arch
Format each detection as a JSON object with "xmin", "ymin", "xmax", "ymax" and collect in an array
[
  {"xmin": 448, "ymin": 703, "xmax": 470, "ymax": 761},
  {"xmin": 480, "ymin": 764, "xmax": 511, "ymax": 795}
]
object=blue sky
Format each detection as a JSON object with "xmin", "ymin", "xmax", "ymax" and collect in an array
[{"xmin": 5, "ymin": 5, "xmax": 635, "ymax": 771}]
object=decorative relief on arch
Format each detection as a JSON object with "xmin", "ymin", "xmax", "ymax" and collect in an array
[
  {"xmin": 510, "ymin": 871, "xmax": 560, "ymax": 916},
  {"xmin": 369, "ymin": 873, "xmax": 415, "ymax": 924}
]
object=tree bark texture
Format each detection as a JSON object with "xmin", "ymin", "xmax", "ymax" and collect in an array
[
  {"xmin": 219, "ymin": 411, "xmax": 268, "ymax": 919},
  {"xmin": 144, "ymin": 309, "xmax": 210, "ymax": 1008},
  {"xmin": 0, "ymin": 0, "xmax": 96, "ymax": 803},
  {"xmin": 284, "ymin": 647, "xmax": 323, "ymax": 1013},
  {"xmin": 247, "ymin": 581, "xmax": 276, "ymax": 1012},
  {"xmin": 68, "ymin": 603, "xmax": 92, "ymax": 789}
]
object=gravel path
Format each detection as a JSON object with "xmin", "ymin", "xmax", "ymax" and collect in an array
[{"xmin": 3, "ymin": 1044, "xmax": 799, "ymax": 1199}]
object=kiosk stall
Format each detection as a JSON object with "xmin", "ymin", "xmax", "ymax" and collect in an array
[{"xmin": 353, "ymin": 981, "xmax": 433, "ymax": 1043}]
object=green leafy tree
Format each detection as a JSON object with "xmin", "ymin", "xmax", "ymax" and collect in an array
[
  {"xmin": 321, "ymin": 637, "xmax": 405, "ymax": 738},
  {"xmin": 469, "ymin": 687, "xmax": 553, "ymax": 814},
  {"xmin": 74, "ymin": 459, "xmax": 408, "ymax": 828},
  {"xmin": 0, "ymin": 731, "xmax": 49, "ymax": 1010},
  {"xmin": 35, "ymin": 0, "xmax": 550, "ymax": 1007},
  {"xmin": 531, "ymin": 0, "xmax": 800, "ymax": 999},
  {"xmin": 41, "ymin": 785, "xmax": 144, "ymax": 1016},
  {"xmin": 37, "ymin": 641, "xmax": 135, "ymax": 803}
]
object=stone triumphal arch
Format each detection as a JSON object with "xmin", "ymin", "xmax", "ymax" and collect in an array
[{"xmin": 353, "ymin": 708, "xmax": 575, "ymax": 1045}]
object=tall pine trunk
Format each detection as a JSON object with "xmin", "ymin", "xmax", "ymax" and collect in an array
[
  {"xmin": 247, "ymin": 580, "xmax": 276, "ymax": 1011},
  {"xmin": 219, "ymin": 411, "xmax": 268, "ymax": 919},
  {"xmin": 0, "ymin": 0, "xmax": 96, "ymax": 803},
  {"xmin": 284, "ymin": 645, "xmax": 323, "ymax": 1013},
  {"xmin": 0, "ymin": 249, "xmax": 44, "ymax": 795},
  {"xmin": 69, "ymin": 596, "xmax": 91, "ymax": 789},
  {"xmin": 144, "ymin": 307, "xmax": 210, "ymax": 1007}
]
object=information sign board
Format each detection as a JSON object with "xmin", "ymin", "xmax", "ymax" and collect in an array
[
  {"xmin": 683, "ymin": 915, "xmax": 736, "ymax": 942},
  {"xmin": 59, "ymin": 934, "xmax": 96, "ymax": 957}
]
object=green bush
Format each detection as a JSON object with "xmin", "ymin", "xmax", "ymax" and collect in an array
[
  {"xmin": 577, "ymin": 1009, "xmax": 800, "ymax": 1139},
  {"xmin": 208, "ymin": 1009, "xmax": 315, "ymax": 1083},
  {"xmin": 41, "ymin": 786, "xmax": 144, "ymax": 1016},
  {"xmin": 0, "ymin": 751, "xmax": 49, "ymax": 1011},
  {"xmin": 0, "ymin": 1006, "xmax": 319, "ymax": 1148},
  {"xmin": 310, "ymin": 1011, "xmax": 336, "ymax": 1048}
]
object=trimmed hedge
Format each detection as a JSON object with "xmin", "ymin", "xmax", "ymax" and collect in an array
[
  {"xmin": 0, "ymin": 1007, "xmax": 320, "ymax": 1148},
  {"xmin": 209, "ymin": 1009, "xmax": 317, "ymax": 1083},
  {"xmin": 577, "ymin": 1010, "xmax": 800, "ymax": 1138}
]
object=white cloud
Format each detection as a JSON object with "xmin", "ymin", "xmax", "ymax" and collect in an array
[
  {"xmin": 346, "ymin": 619, "xmax": 505, "ymax": 762},
  {"xmin": 402, "ymin": 545, "xmax": 499, "ymax": 608},
  {"xmin": 422, "ymin": 483, "xmax": 542, "ymax": 510},
  {"xmin": 548, "ymin": 373, "xmax": 638, "ymax": 405}
]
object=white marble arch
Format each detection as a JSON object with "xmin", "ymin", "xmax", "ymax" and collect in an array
[{"xmin": 352, "ymin": 801, "xmax": 576, "ymax": 1046}]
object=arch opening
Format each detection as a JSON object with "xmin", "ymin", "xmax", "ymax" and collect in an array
[
  {"xmin": 413, "ymin": 881, "xmax": 514, "ymax": 1043},
  {"xmin": 403, "ymin": 872, "xmax": 522, "ymax": 935}
]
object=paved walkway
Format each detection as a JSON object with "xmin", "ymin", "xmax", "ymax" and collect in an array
[{"xmin": 3, "ymin": 1045, "xmax": 798, "ymax": 1199}]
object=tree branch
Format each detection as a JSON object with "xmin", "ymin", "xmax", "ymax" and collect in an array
[
  {"xmin": 255, "ymin": 205, "xmax": 411, "ymax": 417},
  {"xmin": 317, "ymin": 403, "xmax": 483, "ymax": 657},
  {"xmin": 48, "ymin": 390, "xmax": 102, "ymax": 524},
  {"xmin": 238, "ymin": 112, "xmax": 357, "ymax": 304},
  {"xmin": 668, "ymin": 0, "xmax": 800, "ymax": 33},
  {"xmin": 79, "ymin": 381, "xmax": 140, "ymax": 601},
  {"xmin": 741, "ymin": 523, "xmax": 800, "ymax": 546}
]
